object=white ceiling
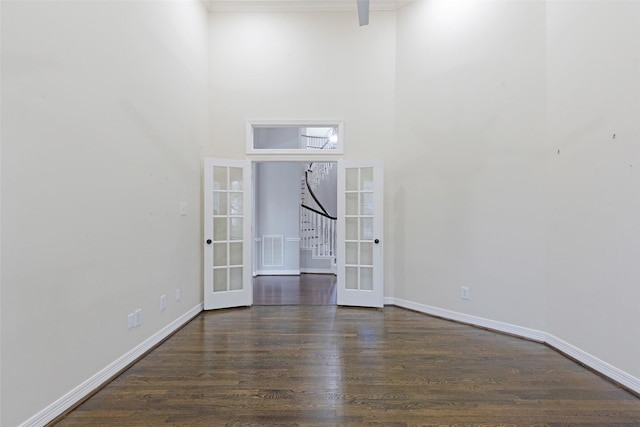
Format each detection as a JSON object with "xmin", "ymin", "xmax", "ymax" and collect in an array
[{"xmin": 204, "ymin": 0, "xmax": 413, "ymax": 13}]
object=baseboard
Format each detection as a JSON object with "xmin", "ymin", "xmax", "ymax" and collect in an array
[
  {"xmin": 255, "ymin": 269, "xmax": 300, "ymax": 276},
  {"xmin": 388, "ymin": 297, "xmax": 546, "ymax": 342},
  {"xmin": 22, "ymin": 303, "xmax": 204, "ymax": 427},
  {"xmin": 545, "ymin": 333, "xmax": 640, "ymax": 394},
  {"xmin": 300, "ymin": 269, "xmax": 334, "ymax": 275},
  {"xmin": 386, "ymin": 297, "xmax": 640, "ymax": 395}
]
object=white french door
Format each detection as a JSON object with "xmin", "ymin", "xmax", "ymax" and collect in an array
[
  {"xmin": 337, "ymin": 160, "xmax": 384, "ymax": 308},
  {"xmin": 203, "ymin": 158, "xmax": 252, "ymax": 310}
]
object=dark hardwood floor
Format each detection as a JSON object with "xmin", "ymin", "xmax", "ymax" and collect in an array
[
  {"xmin": 253, "ymin": 273, "xmax": 337, "ymax": 305},
  {"xmin": 54, "ymin": 300, "xmax": 640, "ymax": 426}
]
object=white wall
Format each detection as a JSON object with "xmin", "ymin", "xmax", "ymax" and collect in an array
[
  {"xmin": 208, "ymin": 9, "xmax": 397, "ymax": 291},
  {"xmin": 394, "ymin": 0, "xmax": 640, "ymax": 386},
  {"xmin": 546, "ymin": 0, "xmax": 640, "ymax": 380},
  {"xmin": 0, "ymin": 1, "xmax": 208, "ymax": 425},
  {"xmin": 393, "ymin": 0, "xmax": 548, "ymax": 330},
  {"xmin": 207, "ymin": 11, "xmax": 397, "ymax": 161},
  {"xmin": 255, "ymin": 162, "xmax": 301, "ymax": 273}
]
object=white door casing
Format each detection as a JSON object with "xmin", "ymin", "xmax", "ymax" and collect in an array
[
  {"xmin": 337, "ymin": 160, "xmax": 384, "ymax": 308},
  {"xmin": 204, "ymin": 158, "xmax": 252, "ymax": 310}
]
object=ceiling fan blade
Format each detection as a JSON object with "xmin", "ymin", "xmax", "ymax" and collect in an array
[{"xmin": 357, "ymin": 0, "xmax": 370, "ymax": 26}]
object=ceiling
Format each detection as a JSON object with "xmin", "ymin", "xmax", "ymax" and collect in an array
[{"xmin": 204, "ymin": 0, "xmax": 413, "ymax": 13}]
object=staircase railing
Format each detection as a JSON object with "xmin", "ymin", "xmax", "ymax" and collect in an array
[
  {"xmin": 299, "ymin": 132, "xmax": 337, "ymax": 260},
  {"xmin": 300, "ymin": 205, "xmax": 336, "ymax": 258}
]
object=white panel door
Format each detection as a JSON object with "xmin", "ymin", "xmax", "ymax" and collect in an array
[
  {"xmin": 337, "ymin": 160, "xmax": 384, "ymax": 308},
  {"xmin": 204, "ymin": 158, "xmax": 252, "ymax": 310}
]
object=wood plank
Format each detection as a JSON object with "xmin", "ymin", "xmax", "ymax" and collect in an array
[
  {"xmin": 54, "ymin": 306, "xmax": 640, "ymax": 426},
  {"xmin": 253, "ymin": 273, "xmax": 336, "ymax": 305}
]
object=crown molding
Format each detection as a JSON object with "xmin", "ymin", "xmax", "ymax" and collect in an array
[{"xmin": 204, "ymin": 0, "xmax": 412, "ymax": 13}]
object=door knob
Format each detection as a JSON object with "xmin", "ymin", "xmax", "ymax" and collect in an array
[
  {"xmin": 374, "ymin": 239, "xmax": 380, "ymax": 244},
  {"xmin": 206, "ymin": 239, "xmax": 212, "ymax": 244}
]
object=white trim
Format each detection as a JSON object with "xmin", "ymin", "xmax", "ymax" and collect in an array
[
  {"xmin": 389, "ymin": 297, "xmax": 546, "ymax": 342},
  {"xmin": 20, "ymin": 303, "xmax": 204, "ymax": 427},
  {"xmin": 255, "ymin": 269, "xmax": 301, "ymax": 276},
  {"xmin": 386, "ymin": 297, "xmax": 640, "ymax": 395},
  {"xmin": 285, "ymin": 237, "xmax": 301, "ymax": 242},
  {"xmin": 300, "ymin": 268, "xmax": 335, "ymax": 275},
  {"xmin": 205, "ymin": 1, "xmax": 411, "ymax": 13},
  {"xmin": 545, "ymin": 333, "xmax": 640, "ymax": 394},
  {"xmin": 249, "ymin": 153, "xmax": 343, "ymax": 162}
]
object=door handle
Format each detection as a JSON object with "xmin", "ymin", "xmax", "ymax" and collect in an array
[{"xmin": 206, "ymin": 239, "xmax": 212, "ymax": 245}]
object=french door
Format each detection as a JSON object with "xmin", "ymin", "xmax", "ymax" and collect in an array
[
  {"xmin": 203, "ymin": 158, "xmax": 383, "ymax": 310},
  {"xmin": 336, "ymin": 160, "xmax": 384, "ymax": 308},
  {"xmin": 203, "ymin": 158, "xmax": 252, "ymax": 310}
]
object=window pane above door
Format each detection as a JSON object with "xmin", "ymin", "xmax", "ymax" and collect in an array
[{"xmin": 247, "ymin": 121, "xmax": 343, "ymax": 154}]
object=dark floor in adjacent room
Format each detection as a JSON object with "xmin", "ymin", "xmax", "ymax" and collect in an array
[{"xmin": 253, "ymin": 273, "xmax": 337, "ymax": 305}]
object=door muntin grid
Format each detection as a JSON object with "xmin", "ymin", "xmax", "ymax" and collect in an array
[
  {"xmin": 344, "ymin": 166, "xmax": 374, "ymax": 291},
  {"xmin": 212, "ymin": 165, "xmax": 244, "ymax": 292}
]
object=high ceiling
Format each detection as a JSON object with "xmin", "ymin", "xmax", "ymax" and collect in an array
[{"xmin": 204, "ymin": 0, "xmax": 413, "ymax": 12}]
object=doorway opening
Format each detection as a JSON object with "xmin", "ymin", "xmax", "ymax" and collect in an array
[{"xmin": 252, "ymin": 159, "xmax": 338, "ymax": 306}]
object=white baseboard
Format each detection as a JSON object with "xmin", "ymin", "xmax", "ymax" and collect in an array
[
  {"xmin": 255, "ymin": 269, "xmax": 300, "ymax": 276},
  {"xmin": 545, "ymin": 333, "xmax": 640, "ymax": 394},
  {"xmin": 388, "ymin": 297, "xmax": 546, "ymax": 341},
  {"xmin": 21, "ymin": 303, "xmax": 204, "ymax": 427},
  {"xmin": 300, "ymin": 268, "xmax": 334, "ymax": 274},
  {"xmin": 386, "ymin": 297, "xmax": 640, "ymax": 395}
]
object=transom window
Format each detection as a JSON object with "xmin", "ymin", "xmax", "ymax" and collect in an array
[{"xmin": 247, "ymin": 121, "xmax": 344, "ymax": 155}]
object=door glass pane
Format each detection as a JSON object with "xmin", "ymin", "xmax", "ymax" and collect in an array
[
  {"xmin": 360, "ymin": 242, "xmax": 373, "ymax": 266},
  {"xmin": 361, "ymin": 217, "xmax": 373, "ymax": 240},
  {"xmin": 229, "ymin": 192, "xmax": 243, "ymax": 215},
  {"xmin": 346, "ymin": 242, "xmax": 358, "ymax": 265},
  {"xmin": 213, "ymin": 243, "xmax": 227, "ymax": 266},
  {"xmin": 213, "ymin": 268, "xmax": 227, "ymax": 292},
  {"xmin": 213, "ymin": 192, "xmax": 228, "ymax": 215},
  {"xmin": 229, "ymin": 167, "xmax": 243, "ymax": 190},
  {"xmin": 213, "ymin": 218, "xmax": 227, "ymax": 241},
  {"xmin": 346, "ymin": 168, "xmax": 358, "ymax": 191},
  {"xmin": 213, "ymin": 166, "xmax": 228, "ymax": 190},
  {"xmin": 230, "ymin": 267, "xmax": 243, "ymax": 290},
  {"xmin": 346, "ymin": 267, "xmax": 358, "ymax": 290},
  {"xmin": 360, "ymin": 167, "xmax": 373, "ymax": 190},
  {"xmin": 361, "ymin": 192, "xmax": 373, "ymax": 215},
  {"xmin": 360, "ymin": 267, "xmax": 373, "ymax": 290},
  {"xmin": 230, "ymin": 218, "xmax": 243, "ymax": 240},
  {"xmin": 230, "ymin": 242, "xmax": 243, "ymax": 265},
  {"xmin": 346, "ymin": 193, "xmax": 358, "ymax": 215},
  {"xmin": 346, "ymin": 217, "xmax": 358, "ymax": 240}
]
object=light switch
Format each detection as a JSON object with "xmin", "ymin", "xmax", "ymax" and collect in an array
[{"xmin": 180, "ymin": 202, "xmax": 188, "ymax": 216}]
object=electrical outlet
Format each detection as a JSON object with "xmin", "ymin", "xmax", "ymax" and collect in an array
[
  {"xmin": 176, "ymin": 288, "xmax": 181, "ymax": 301},
  {"xmin": 460, "ymin": 286, "xmax": 470, "ymax": 300},
  {"xmin": 134, "ymin": 309, "xmax": 142, "ymax": 326},
  {"xmin": 127, "ymin": 313, "xmax": 135, "ymax": 329},
  {"xmin": 160, "ymin": 294, "xmax": 167, "ymax": 311}
]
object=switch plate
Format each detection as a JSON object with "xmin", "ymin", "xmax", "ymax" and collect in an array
[
  {"xmin": 460, "ymin": 287, "xmax": 470, "ymax": 300},
  {"xmin": 127, "ymin": 313, "xmax": 135, "ymax": 329},
  {"xmin": 176, "ymin": 288, "xmax": 181, "ymax": 301},
  {"xmin": 160, "ymin": 294, "xmax": 167, "ymax": 311},
  {"xmin": 134, "ymin": 309, "xmax": 142, "ymax": 326},
  {"xmin": 179, "ymin": 202, "xmax": 188, "ymax": 216}
]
